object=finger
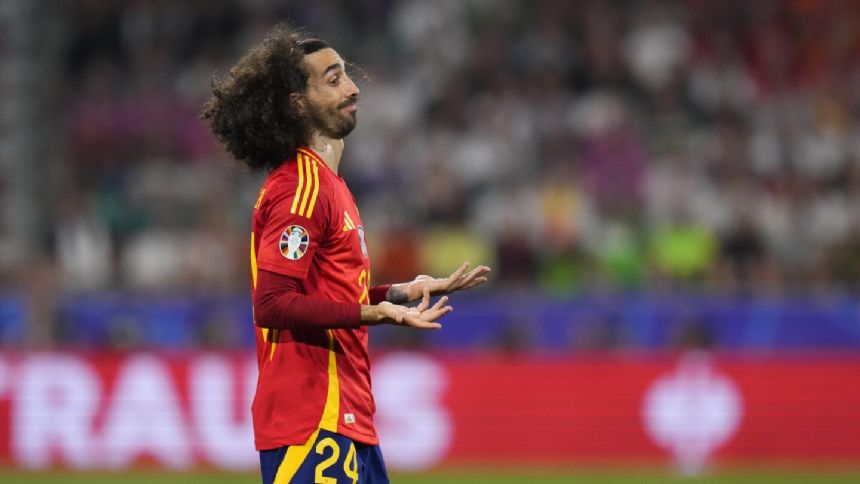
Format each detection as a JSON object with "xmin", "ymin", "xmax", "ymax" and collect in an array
[
  {"xmin": 421, "ymin": 297, "xmax": 452, "ymax": 320},
  {"xmin": 421, "ymin": 304, "xmax": 453, "ymax": 321},
  {"xmin": 452, "ymin": 264, "xmax": 492, "ymax": 289},
  {"xmin": 445, "ymin": 261, "xmax": 471, "ymax": 285},
  {"xmin": 453, "ymin": 266, "xmax": 484, "ymax": 288},
  {"xmin": 463, "ymin": 265, "xmax": 491, "ymax": 280},
  {"xmin": 402, "ymin": 314, "xmax": 442, "ymax": 330},
  {"xmin": 461, "ymin": 276, "xmax": 488, "ymax": 290},
  {"xmin": 428, "ymin": 295, "xmax": 449, "ymax": 312},
  {"xmin": 415, "ymin": 287, "xmax": 431, "ymax": 312},
  {"xmin": 473, "ymin": 265, "xmax": 492, "ymax": 277}
]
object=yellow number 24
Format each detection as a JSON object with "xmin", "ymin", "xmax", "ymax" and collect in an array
[{"xmin": 314, "ymin": 437, "xmax": 358, "ymax": 484}]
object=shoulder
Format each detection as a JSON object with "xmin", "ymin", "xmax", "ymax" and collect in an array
[{"xmin": 260, "ymin": 151, "xmax": 336, "ymax": 223}]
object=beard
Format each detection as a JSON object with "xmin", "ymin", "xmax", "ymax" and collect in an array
[{"xmin": 307, "ymin": 99, "xmax": 357, "ymax": 139}]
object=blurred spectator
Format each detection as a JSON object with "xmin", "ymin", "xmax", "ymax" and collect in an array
[
  {"xmin": 54, "ymin": 189, "xmax": 113, "ymax": 291},
  {"xmin": 716, "ymin": 214, "xmax": 769, "ymax": 293},
  {"xmin": 371, "ymin": 226, "xmax": 422, "ymax": 284},
  {"xmin": 420, "ymin": 224, "xmax": 494, "ymax": 278},
  {"xmin": 6, "ymin": 0, "xmax": 860, "ymax": 348},
  {"xmin": 648, "ymin": 209, "xmax": 718, "ymax": 284}
]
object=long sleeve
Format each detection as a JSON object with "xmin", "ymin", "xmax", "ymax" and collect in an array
[
  {"xmin": 369, "ymin": 284, "xmax": 391, "ymax": 304},
  {"xmin": 254, "ymin": 268, "xmax": 362, "ymax": 330}
]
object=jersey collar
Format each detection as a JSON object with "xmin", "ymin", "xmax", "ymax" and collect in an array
[{"xmin": 297, "ymin": 147, "xmax": 337, "ymax": 176}]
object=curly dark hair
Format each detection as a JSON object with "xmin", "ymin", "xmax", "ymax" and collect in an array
[{"xmin": 201, "ymin": 24, "xmax": 329, "ymax": 171}]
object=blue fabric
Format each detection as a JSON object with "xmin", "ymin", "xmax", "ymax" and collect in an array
[{"xmin": 260, "ymin": 429, "xmax": 388, "ymax": 484}]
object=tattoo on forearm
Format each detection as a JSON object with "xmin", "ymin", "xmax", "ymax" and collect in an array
[{"xmin": 387, "ymin": 284, "xmax": 409, "ymax": 304}]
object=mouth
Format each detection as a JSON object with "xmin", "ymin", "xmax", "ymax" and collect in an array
[{"xmin": 338, "ymin": 100, "xmax": 358, "ymax": 113}]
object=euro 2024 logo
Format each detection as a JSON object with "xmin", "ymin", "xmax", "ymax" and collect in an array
[{"xmin": 280, "ymin": 225, "xmax": 309, "ymax": 260}]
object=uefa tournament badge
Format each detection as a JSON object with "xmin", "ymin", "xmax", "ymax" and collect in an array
[{"xmin": 280, "ymin": 225, "xmax": 309, "ymax": 260}]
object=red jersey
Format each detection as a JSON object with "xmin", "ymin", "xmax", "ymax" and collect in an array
[{"xmin": 250, "ymin": 147, "xmax": 377, "ymax": 450}]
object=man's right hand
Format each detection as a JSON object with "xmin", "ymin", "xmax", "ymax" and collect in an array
[{"xmin": 361, "ymin": 288, "xmax": 451, "ymax": 329}]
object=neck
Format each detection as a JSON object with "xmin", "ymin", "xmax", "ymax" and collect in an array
[{"xmin": 307, "ymin": 133, "xmax": 344, "ymax": 173}]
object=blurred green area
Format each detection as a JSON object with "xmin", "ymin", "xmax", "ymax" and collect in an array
[{"xmin": 2, "ymin": 467, "xmax": 860, "ymax": 484}]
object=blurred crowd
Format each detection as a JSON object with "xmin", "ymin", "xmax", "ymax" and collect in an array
[{"xmin": 3, "ymin": 0, "xmax": 860, "ymax": 346}]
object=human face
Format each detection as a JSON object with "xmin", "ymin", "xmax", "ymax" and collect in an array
[{"xmin": 302, "ymin": 48, "xmax": 360, "ymax": 139}]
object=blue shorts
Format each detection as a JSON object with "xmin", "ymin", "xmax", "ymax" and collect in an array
[{"xmin": 259, "ymin": 428, "xmax": 389, "ymax": 484}]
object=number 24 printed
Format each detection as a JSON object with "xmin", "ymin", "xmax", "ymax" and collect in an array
[{"xmin": 314, "ymin": 437, "xmax": 358, "ymax": 484}]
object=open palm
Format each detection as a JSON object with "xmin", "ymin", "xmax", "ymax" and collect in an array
[{"xmin": 377, "ymin": 289, "xmax": 452, "ymax": 329}]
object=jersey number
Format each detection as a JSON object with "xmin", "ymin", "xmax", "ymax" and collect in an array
[
  {"xmin": 357, "ymin": 269, "xmax": 370, "ymax": 305},
  {"xmin": 314, "ymin": 437, "xmax": 358, "ymax": 484}
]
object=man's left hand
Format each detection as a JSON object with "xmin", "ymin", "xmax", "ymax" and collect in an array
[{"xmin": 403, "ymin": 261, "xmax": 491, "ymax": 302}]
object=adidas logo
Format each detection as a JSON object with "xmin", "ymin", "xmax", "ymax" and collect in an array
[{"xmin": 343, "ymin": 211, "xmax": 356, "ymax": 232}]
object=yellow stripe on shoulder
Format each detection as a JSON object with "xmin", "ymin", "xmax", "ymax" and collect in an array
[
  {"xmin": 305, "ymin": 159, "xmax": 321, "ymax": 219},
  {"xmin": 298, "ymin": 147, "xmax": 322, "ymax": 165},
  {"xmin": 290, "ymin": 154, "xmax": 306, "ymax": 215},
  {"xmin": 297, "ymin": 155, "xmax": 312, "ymax": 216},
  {"xmin": 287, "ymin": 151, "xmax": 323, "ymax": 219}
]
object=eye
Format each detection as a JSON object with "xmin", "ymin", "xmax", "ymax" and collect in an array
[{"xmin": 328, "ymin": 75, "xmax": 340, "ymax": 86}]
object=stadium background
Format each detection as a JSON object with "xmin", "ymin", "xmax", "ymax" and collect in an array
[{"xmin": 1, "ymin": 0, "xmax": 860, "ymax": 482}]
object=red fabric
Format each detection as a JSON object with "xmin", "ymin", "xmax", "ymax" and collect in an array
[
  {"xmin": 251, "ymin": 147, "xmax": 378, "ymax": 450},
  {"xmin": 253, "ymin": 269, "xmax": 360, "ymax": 330},
  {"xmin": 369, "ymin": 284, "xmax": 390, "ymax": 304}
]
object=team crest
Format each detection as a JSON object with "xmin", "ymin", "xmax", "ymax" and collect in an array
[
  {"xmin": 279, "ymin": 225, "xmax": 310, "ymax": 260},
  {"xmin": 357, "ymin": 225, "xmax": 368, "ymax": 258}
]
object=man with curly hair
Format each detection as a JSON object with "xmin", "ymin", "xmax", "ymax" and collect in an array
[{"xmin": 202, "ymin": 24, "xmax": 490, "ymax": 483}]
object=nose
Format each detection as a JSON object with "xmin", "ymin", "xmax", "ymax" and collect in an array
[{"xmin": 344, "ymin": 75, "xmax": 359, "ymax": 98}]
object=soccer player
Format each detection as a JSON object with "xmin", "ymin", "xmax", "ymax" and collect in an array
[{"xmin": 201, "ymin": 24, "xmax": 490, "ymax": 483}]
